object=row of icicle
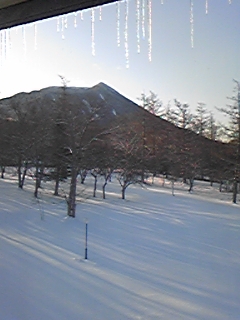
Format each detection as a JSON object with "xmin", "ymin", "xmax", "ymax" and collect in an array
[{"xmin": 0, "ymin": 0, "xmax": 233, "ymax": 68}]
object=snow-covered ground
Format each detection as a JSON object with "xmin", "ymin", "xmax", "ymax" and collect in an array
[{"xmin": 0, "ymin": 173, "xmax": 240, "ymax": 320}]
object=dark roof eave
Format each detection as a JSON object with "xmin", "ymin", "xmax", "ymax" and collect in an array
[{"xmin": 0, "ymin": 0, "xmax": 117, "ymax": 31}]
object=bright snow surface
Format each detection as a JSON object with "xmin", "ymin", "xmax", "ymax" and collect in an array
[{"xmin": 0, "ymin": 173, "xmax": 240, "ymax": 320}]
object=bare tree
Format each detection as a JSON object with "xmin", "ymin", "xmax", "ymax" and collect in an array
[
  {"xmin": 205, "ymin": 112, "xmax": 218, "ymax": 141},
  {"xmin": 114, "ymin": 126, "xmax": 143, "ymax": 199},
  {"xmin": 162, "ymin": 102, "xmax": 177, "ymax": 124},
  {"xmin": 90, "ymin": 168, "xmax": 101, "ymax": 198},
  {"xmin": 174, "ymin": 99, "xmax": 192, "ymax": 129},
  {"xmin": 101, "ymin": 168, "xmax": 114, "ymax": 199},
  {"xmin": 79, "ymin": 169, "xmax": 88, "ymax": 184},
  {"xmin": 192, "ymin": 102, "xmax": 209, "ymax": 137},
  {"xmin": 117, "ymin": 170, "xmax": 142, "ymax": 200},
  {"xmin": 90, "ymin": 141, "xmax": 115, "ymax": 199},
  {"xmin": 57, "ymin": 77, "xmax": 111, "ymax": 217},
  {"xmin": 217, "ymin": 80, "xmax": 240, "ymax": 203},
  {"xmin": 5, "ymin": 98, "xmax": 35, "ymax": 189},
  {"xmin": 138, "ymin": 91, "xmax": 163, "ymax": 116},
  {"xmin": 0, "ymin": 118, "xmax": 14, "ymax": 178}
]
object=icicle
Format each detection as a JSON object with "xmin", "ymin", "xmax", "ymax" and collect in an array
[
  {"xmin": 34, "ymin": 23, "xmax": 37, "ymax": 50},
  {"xmin": 190, "ymin": 0, "xmax": 194, "ymax": 48},
  {"xmin": 0, "ymin": 34, "xmax": 1, "ymax": 66},
  {"xmin": 61, "ymin": 16, "xmax": 65, "ymax": 39},
  {"xmin": 147, "ymin": 0, "xmax": 152, "ymax": 61},
  {"xmin": 0, "ymin": 30, "xmax": 4, "ymax": 65},
  {"xmin": 228, "ymin": 0, "xmax": 232, "ymax": 4},
  {"xmin": 8, "ymin": 28, "xmax": 12, "ymax": 50},
  {"xmin": 136, "ymin": 0, "xmax": 141, "ymax": 53},
  {"xmin": 74, "ymin": 12, "xmax": 78, "ymax": 28},
  {"xmin": 99, "ymin": 6, "xmax": 102, "ymax": 21},
  {"xmin": 57, "ymin": 17, "xmax": 60, "ymax": 32},
  {"xmin": 91, "ymin": 8, "xmax": 95, "ymax": 56},
  {"xmin": 22, "ymin": 26, "xmax": 26, "ymax": 56},
  {"xmin": 161, "ymin": 0, "xmax": 164, "ymax": 4},
  {"xmin": 0, "ymin": 31, "xmax": 2, "ymax": 66},
  {"xmin": 117, "ymin": 2, "xmax": 121, "ymax": 47},
  {"xmin": 205, "ymin": 0, "xmax": 208, "ymax": 14},
  {"xmin": 64, "ymin": 15, "xmax": 68, "ymax": 29},
  {"xmin": 4, "ymin": 29, "xmax": 7, "ymax": 61},
  {"xmin": 124, "ymin": 0, "xmax": 129, "ymax": 68},
  {"xmin": 141, "ymin": 0, "xmax": 145, "ymax": 39},
  {"xmin": 80, "ymin": 11, "xmax": 84, "ymax": 20},
  {"xmin": 0, "ymin": 29, "xmax": 7, "ymax": 64}
]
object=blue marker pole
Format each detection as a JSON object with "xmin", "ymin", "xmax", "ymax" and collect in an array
[{"xmin": 85, "ymin": 219, "xmax": 88, "ymax": 259}]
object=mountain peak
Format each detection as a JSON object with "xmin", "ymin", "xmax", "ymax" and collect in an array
[
  {"xmin": 96, "ymin": 82, "xmax": 110, "ymax": 88},
  {"xmin": 93, "ymin": 82, "xmax": 119, "ymax": 94}
]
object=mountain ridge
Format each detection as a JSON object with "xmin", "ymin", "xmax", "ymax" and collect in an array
[{"xmin": 0, "ymin": 82, "xmax": 168, "ymax": 125}]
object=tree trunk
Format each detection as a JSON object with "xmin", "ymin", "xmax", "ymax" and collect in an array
[
  {"xmin": 80, "ymin": 169, "xmax": 88, "ymax": 184},
  {"xmin": 67, "ymin": 166, "xmax": 77, "ymax": 217},
  {"xmin": 21, "ymin": 166, "xmax": 28, "ymax": 188},
  {"xmin": 17, "ymin": 161, "xmax": 22, "ymax": 188},
  {"xmin": 34, "ymin": 162, "xmax": 39, "ymax": 198},
  {"xmin": 162, "ymin": 177, "xmax": 165, "ymax": 187},
  {"xmin": 219, "ymin": 181, "xmax": 223, "ymax": 192},
  {"xmin": 171, "ymin": 180, "xmax": 175, "ymax": 196},
  {"xmin": 34, "ymin": 162, "xmax": 44, "ymax": 198},
  {"xmin": 152, "ymin": 172, "xmax": 156, "ymax": 185},
  {"xmin": 1, "ymin": 166, "xmax": 5, "ymax": 179},
  {"xmin": 102, "ymin": 171, "xmax": 113, "ymax": 199},
  {"xmin": 188, "ymin": 178, "xmax": 194, "ymax": 192},
  {"xmin": 102, "ymin": 182, "xmax": 107, "ymax": 199},
  {"xmin": 232, "ymin": 179, "xmax": 238, "ymax": 204},
  {"xmin": 93, "ymin": 175, "xmax": 97, "ymax": 197},
  {"xmin": 18, "ymin": 161, "xmax": 28, "ymax": 189},
  {"xmin": 121, "ymin": 186, "xmax": 126, "ymax": 200},
  {"xmin": 54, "ymin": 167, "xmax": 60, "ymax": 196},
  {"xmin": 140, "ymin": 169, "xmax": 145, "ymax": 184}
]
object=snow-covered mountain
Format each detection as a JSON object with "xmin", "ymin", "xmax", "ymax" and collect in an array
[{"xmin": 0, "ymin": 82, "xmax": 174, "ymax": 128}]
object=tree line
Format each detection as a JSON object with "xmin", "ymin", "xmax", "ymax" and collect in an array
[{"xmin": 138, "ymin": 80, "xmax": 240, "ymax": 201}]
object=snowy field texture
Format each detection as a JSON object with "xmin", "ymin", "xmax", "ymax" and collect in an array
[{"xmin": 0, "ymin": 173, "xmax": 240, "ymax": 320}]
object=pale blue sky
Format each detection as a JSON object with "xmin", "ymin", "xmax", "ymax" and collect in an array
[{"xmin": 0, "ymin": 0, "xmax": 239, "ymax": 121}]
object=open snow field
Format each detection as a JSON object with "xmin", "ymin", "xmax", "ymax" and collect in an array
[{"xmin": 0, "ymin": 173, "xmax": 240, "ymax": 320}]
